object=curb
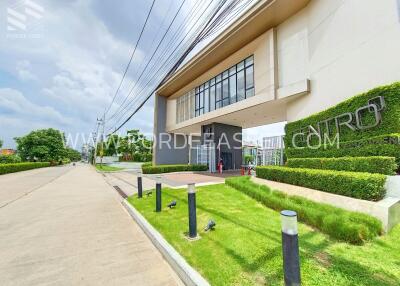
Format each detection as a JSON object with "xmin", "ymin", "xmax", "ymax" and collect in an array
[{"xmin": 122, "ymin": 200, "xmax": 210, "ymax": 286}]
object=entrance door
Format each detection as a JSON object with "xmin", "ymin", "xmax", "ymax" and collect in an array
[{"xmin": 221, "ymin": 152, "xmax": 233, "ymax": 170}]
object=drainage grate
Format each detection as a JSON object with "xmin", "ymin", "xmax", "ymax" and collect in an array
[{"xmin": 113, "ymin": 185, "xmax": 128, "ymax": 199}]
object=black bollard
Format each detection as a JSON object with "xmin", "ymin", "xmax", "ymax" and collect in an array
[
  {"xmin": 137, "ymin": 173, "xmax": 143, "ymax": 198},
  {"xmin": 281, "ymin": 210, "xmax": 301, "ymax": 286},
  {"xmin": 188, "ymin": 183, "xmax": 197, "ymax": 238},
  {"xmin": 155, "ymin": 176, "xmax": 162, "ymax": 212}
]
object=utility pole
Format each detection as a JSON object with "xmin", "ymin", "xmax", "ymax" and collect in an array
[
  {"xmin": 93, "ymin": 117, "xmax": 103, "ymax": 165},
  {"xmin": 99, "ymin": 113, "xmax": 105, "ymax": 165}
]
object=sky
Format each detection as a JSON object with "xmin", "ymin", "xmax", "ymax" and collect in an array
[{"xmin": 0, "ymin": 0, "xmax": 284, "ymax": 150}]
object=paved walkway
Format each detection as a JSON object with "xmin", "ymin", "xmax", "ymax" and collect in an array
[{"xmin": 0, "ymin": 164, "xmax": 182, "ymax": 286}]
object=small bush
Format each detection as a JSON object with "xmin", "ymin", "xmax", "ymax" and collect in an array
[
  {"xmin": 256, "ymin": 166, "xmax": 387, "ymax": 201},
  {"xmin": 142, "ymin": 164, "xmax": 208, "ymax": 174},
  {"xmin": 0, "ymin": 162, "xmax": 51, "ymax": 175},
  {"xmin": 0, "ymin": 154, "xmax": 22, "ymax": 164},
  {"xmin": 286, "ymin": 156, "xmax": 397, "ymax": 175},
  {"xmin": 226, "ymin": 176, "xmax": 382, "ymax": 244}
]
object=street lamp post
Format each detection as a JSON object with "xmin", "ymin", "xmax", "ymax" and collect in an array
[
  {"xmin": 188, "ymin": 183, "xmax": 197, "ymax": 238},
  {"xmin": 281, "ymin": 210, "xmax": 301, "ymax": 286},
  {"xmin": 155, "ymin": 176, "xmax": 162, "ymax": 212},
  {"xmin": 137, "ymin": 171, "xmax": 143, "ymax": 198}
]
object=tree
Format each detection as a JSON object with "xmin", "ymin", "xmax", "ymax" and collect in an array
[
  {"xmin": 65, "ymin": 147, "xmax": 81, "ymax": 162},
  {"xmin": 0, "ymin": 139, "xmax": 3, "ymax": 149},
  {"xmin": 15, "ymin": 129, "xmax": 67, "ymax": 162}
]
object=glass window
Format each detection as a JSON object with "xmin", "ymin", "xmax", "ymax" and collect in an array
[
  {"xmin": 245, "ymin": 56, "xmax": 254, "ymax": 67},
  {"xmin": 245, "ymin": 65, "xmax": 254, "ymax": 89},
  {"xmin": 246, "ymin": 88, "xmax": 255, "ymax": 98},
  {"xmin": 216, "ymin": 74, "xmax": 222, "ymax": 83},
  {"xmin": 205, "ymin": 82, "xmax": 209, "ymax": 89},
  {"xmin": 210, "ymin": 78, "xmax": 215, "ymax": 86},
  {"xmin": 215, "ymin": 82, "xmax": 222, "ymax": 102},
  {"xmin": 209, "ymin": 85, "xmax": 215, "ymax": 111},
  {"xmin": 237, "ymin": 69, "xmax": 245, "ymax": 101},
  {"xmin": 237, "ymin": 61, "xmax": 245, "ymax": 71},
  {"xmin": 204, "ymin": 88, "xmax": 209, "ymax": 113},
  {"xmin": 222, "ymin": 70, "xmax": 229, "ymax": 79},
  {"xmin": 222, "ymin": 79, "xmax": 229, "ymax": 106},
  {"xmin": 229, "ymin": 75, "xmax": 237, "ymax": 104},
  {"xmin": 229, "ymin": 66, "xmax": 236, "ymax": 75}
]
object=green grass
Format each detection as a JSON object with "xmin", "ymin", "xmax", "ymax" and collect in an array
[
  {"xmin": 95, "ymin": 164, "xmax": 124, "ymax": 172},
  {"xmin": 128, "ymin": 184, "xmax": 400, "ymax": 286}
]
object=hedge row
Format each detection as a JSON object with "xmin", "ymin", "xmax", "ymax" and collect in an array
[
  {"xmin": 142, "ymin": 164, "xmax": 208, "ymax": 174},
  {"xmin": 256, "ymin": 166, "xmax": 387, "ymax": 201},
  {"xmin": 225, "ymin": 176, "xmax": 382, "ymax": 244},
  {"xmin": 0, "ymin": 162, "xmax": 51, "ymax": 175},
  {"xmin": 285, "ymin": 82, "xmax": 400, "ymax": 148},
  {"xmin": 0, "ymin": 154, "xmax": 22, "ymax": 164},
  {"xmin": 286, "ymin": 156, "xmax": 397, "ymax": 175},
  {"xmin": 285, "ymin": 134, "xmax": 400, "ymax": 167}
]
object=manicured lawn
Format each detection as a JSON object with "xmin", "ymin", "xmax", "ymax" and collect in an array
[
  {"xmin": 95, "ymin": 164, "xmax": 124, "ymax": 172},
  {"xmin": 128, "ymin": 184, "xmax": 400, "ymax": 286}
]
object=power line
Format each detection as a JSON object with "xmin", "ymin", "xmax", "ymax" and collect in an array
[
  {"xmin": 103, "ymin": 0, "xmax": 156, "ymax": 116},
  {"xmin": 104, "ymin": 0, "xmax": 259, "ymax": 135}
]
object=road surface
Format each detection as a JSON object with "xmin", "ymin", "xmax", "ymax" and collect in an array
[{"xmin": 0, "ymin": 164, "xmax": 182, "ymax": 286}]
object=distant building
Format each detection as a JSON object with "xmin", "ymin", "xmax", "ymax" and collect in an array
[{"xmin": 0, "ymin": 149, "xmax": 16, "ymax": 156}]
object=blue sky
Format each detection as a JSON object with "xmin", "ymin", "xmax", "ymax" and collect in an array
[{"xmin": 0, "ymin": 0, "xmax": 284, "ymax": 149}]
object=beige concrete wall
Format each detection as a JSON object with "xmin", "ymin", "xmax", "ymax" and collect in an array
[
  {"xmin": 279, "ymin": 0, "xmax": 400, "ymax": 122},
  {"xmin": 165, "ymin": 29, "xmax": 277, "ymax": 132}
]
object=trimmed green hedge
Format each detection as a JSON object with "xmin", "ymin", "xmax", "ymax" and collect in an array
[
  {"xmin": 142, "ymin": 164, "xmax": 208, "ymax": 174},
  {"xmin": 285, "ymin": 82, "xmax": 400, "ymax": 149},
  {"xmin": 286, "ymin": 156, "xmax": 397, "ymax": 175},
  {"xmin": 286, "ymin": 134, "xmax": 400, "ymax": 167},
  {"xmin": 226, "ymin": 176, "xmax": 382, "ymax": 244},
  {"xmin": 0, "ymin": 162, "xmax": 51, "ymax": 175},
  {"xmin": 0, "ymin": 154, "xmax": 22, "ymax": 164},
  {"xmin": 256, "ymin": 166, "xmax": 387, "ymax": 201}
]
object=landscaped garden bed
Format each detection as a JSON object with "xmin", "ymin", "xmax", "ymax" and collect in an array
[
  {"xmin": 141, "ymin": 164, "xmax": 208, "ymax": 174},
  {"xmin": 0, "ymin": 162, "xmax": 51, "ymax": 175},
  {"xmin": 127, "ymin": 182, "xmax": 400, "ymax": 285}
]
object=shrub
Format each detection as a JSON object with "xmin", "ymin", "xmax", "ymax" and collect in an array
[
  {"xmin": 142, "ymin": 164, "xmax": 208, "ymax": 174},
  {"xmin": 0, "ymin": 154, "xmax": 22, "ymax": 164},
  {"xmin": 286, "ymin": 156, "xmax": 397, "ymax": 175},
  {"xmin": 286, "ymin": 134, "xmax": 400, "ymax": 167},
  {"xmin": 285, "ymin": 82, "xmax": 400, "ymax": 148},
  {"xmin": 256, "ymin": 166, "xmax": 387, "ymax": 201},
  {"xmin": 0, "ymin": 162, "xmax": 51, "ymax": 175},
  {"xmin": 226, "ymin": 176, "xmax": 383, "ymax": 244}
]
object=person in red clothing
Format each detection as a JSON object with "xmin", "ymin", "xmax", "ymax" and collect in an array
[{"xmin": 217, "ymin": 158, "xmax": 224, "ymax": 174}]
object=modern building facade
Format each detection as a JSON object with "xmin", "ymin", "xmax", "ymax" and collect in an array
[{"xmin": 153, "ymin": 0, "xmax": 400, "ymax": 169}]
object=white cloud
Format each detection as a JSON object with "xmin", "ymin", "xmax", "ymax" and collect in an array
[
  {"xmin": 16, "ymin": 60, "xmax": 37, "ymax": 81},
  {"xmin": 0, "ymin": 88, "xmax": 74, "ymax": 126}
]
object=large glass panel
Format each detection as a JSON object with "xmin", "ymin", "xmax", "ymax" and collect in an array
[
  {"xmin": 245, "ymin": 56, "xmax": 254, "ymax": 67},
  {"xmin": 237, "ymin": 60, "xmax": 245, "ymax": 71},
  {"xmin": 237, "ymin": 70, "xmax": 245, "ymax": 101},
  {"xmin": 189, "ymin": 90, "xmax": 195, "ymax": 119},
  {"xmin": 229, "ymin": 75, "xmax": 237, "ymax": 104},
  {"xmin": 246, "ymin": 88, "xmax": 255, "ymax": 98},
  {"xmin": 216, "ymin": 82, "xmax": 222, "ymax": 109},
  {"xmin": 245, "ymin": 65, "xmax": 254, "ymax": 89},
  {"xmin": 222, "ymin": 79, "xmax": 229, "ymax": 106},
  {"xmin": 222, "ymin": 70, "xmax": 229, "ymax": 79},
  {"xmin": 199, "ymin": 91, "xmax": 204, "ymax": 110},
  {"xmin": 204, "ymin": 88, "xmax": 209, "ymax": 113},
  {"xmin": 216, "ymin": 74, "xmax": 222, "ymax": 83},
  {"xmin": 209, "ymin": 85, "xmax": 215, "ymax": 111},
  {"xmin": 229, "ymin": 66, "xmax": 236, "ymax": 75}
]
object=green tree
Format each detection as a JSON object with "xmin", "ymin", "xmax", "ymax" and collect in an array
[
  {"xmin": 65, "ymin": 147, "xmax": 81, "ymax": 162},
  {"xmin": 15, "ymin": 129, "xmax": 67, "ymax": 162},
  {"xmin": 0, "ymin": 139, "xmax": 3, "ymax": 149}
]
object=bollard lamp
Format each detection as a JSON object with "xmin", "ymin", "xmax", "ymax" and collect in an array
[{"xmin": 281, "ymin": 210, "xmax": 298, "ymax": 236}]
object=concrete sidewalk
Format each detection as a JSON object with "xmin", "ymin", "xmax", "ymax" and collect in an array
[{"xmin": 0, "ymin": 164, "xmax": 182, "ymax": 286}]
